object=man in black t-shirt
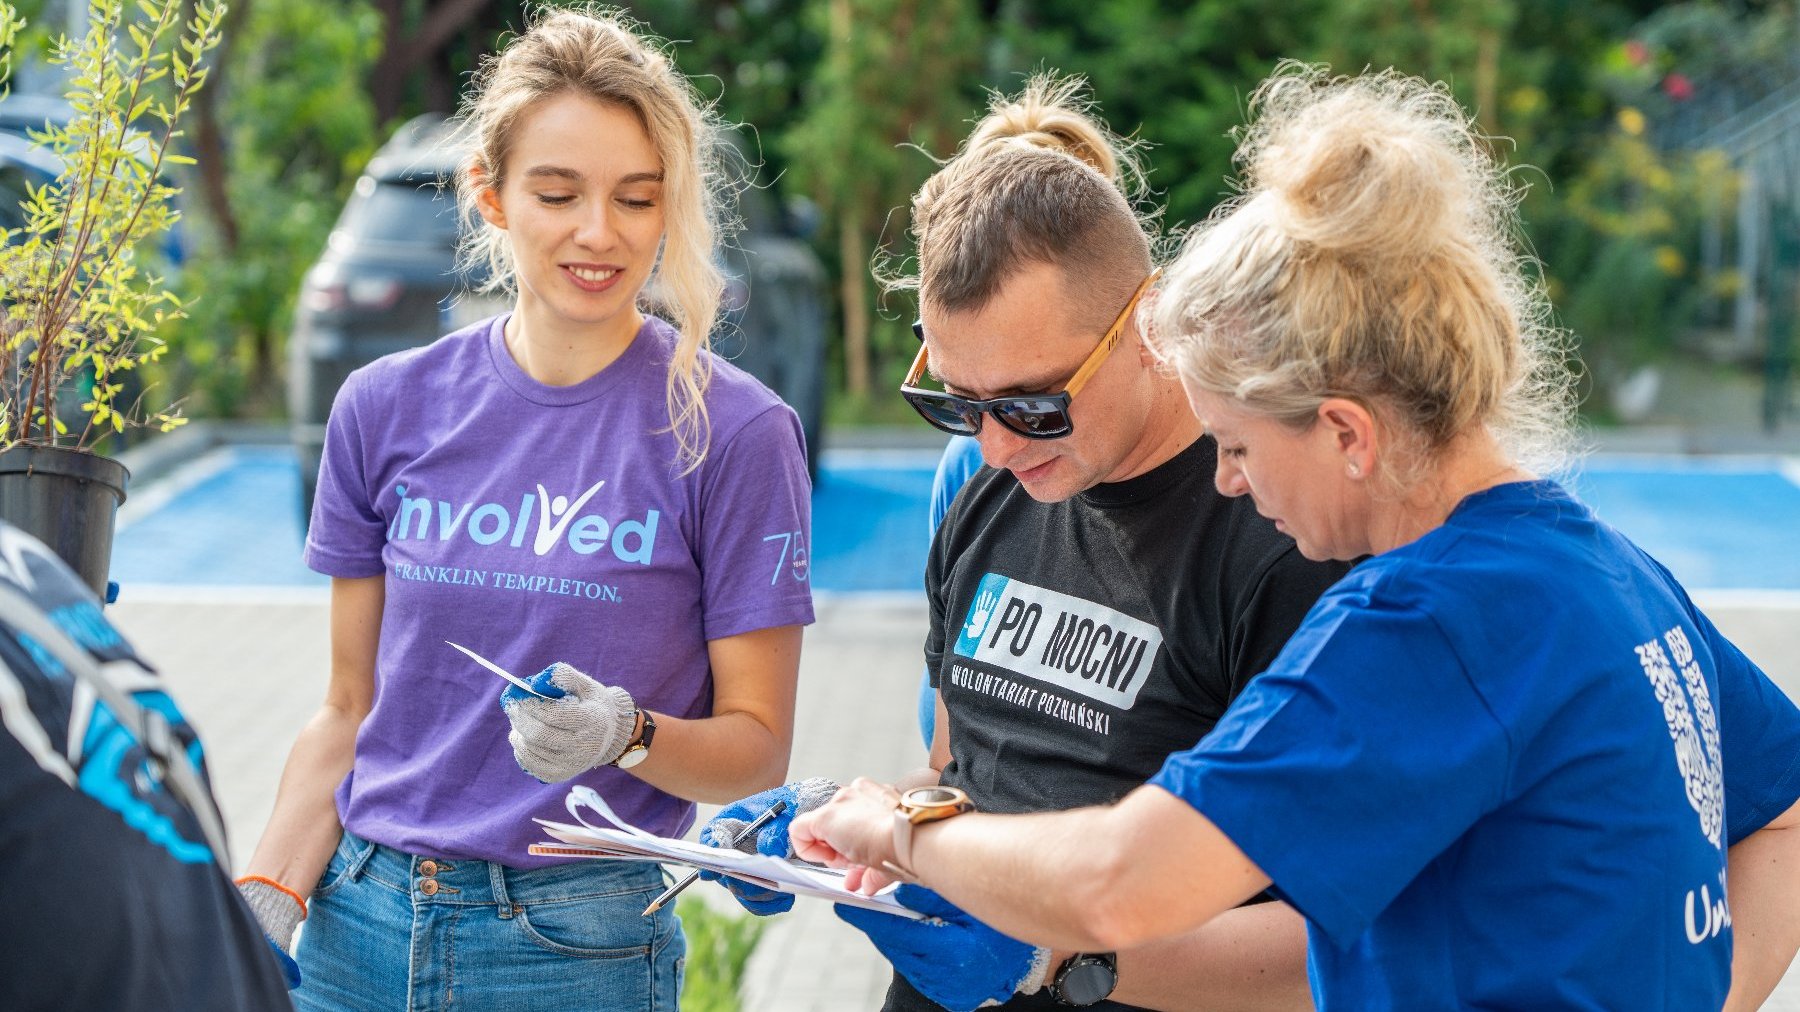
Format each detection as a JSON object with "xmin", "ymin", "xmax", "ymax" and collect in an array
[
  {"xmin": 870, "ymin": 281, "xmax": 1348, "ymax": 1012},
  {"xmin": 0, "ymin": 522, "xmax": 293, "ymax": 1011},
  {"xmin": 708, "ymin": 79, "xmax": 1347, "ymax": 1012},
  {"xmin": 855, "ymin": 93, "xmax": 1352, "ymax": 1009}
]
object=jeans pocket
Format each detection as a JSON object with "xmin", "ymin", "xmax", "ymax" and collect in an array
[
  {"xmin": 312, "ymin": 831, "xmax": 375, "ymax": 899},
  {"xmin": 512, "ymin": 895, "xmax": 657, "ymax": 959}
]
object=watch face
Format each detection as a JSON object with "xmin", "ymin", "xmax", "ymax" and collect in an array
[
  {"xmin": 905, "ymin": 786, "xmax": 962, "ymax": 806},
  {"xmin": 615, "ymin": 744, "xmax": 648, "ymax": 769},
  {"xmin": 900, "ymin": 785, "xmax": 972, "ymax": 824},
  {"xmin": 1055, "ymin": 958, "xmax": 1117, "ymax": 1006}
]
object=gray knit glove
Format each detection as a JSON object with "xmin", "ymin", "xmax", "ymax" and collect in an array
[
  {"xmin": 500, "ymin": 662, "xmax": 639, "ymax": 783},
  {"xmin": 236, "ymin": 876, "xmax": 305, "ymax": 954}
]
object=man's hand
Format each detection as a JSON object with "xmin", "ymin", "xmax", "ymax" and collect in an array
[
  {"xmin": 698, "ymin": 778, "xmax": 840, "ymax": 915},
  {"xmin": 836, "ymin": 884, "xmax": 1051, "ymax": 1012},
  {"xmin": 499, "ymin": 662, "xmax": 638, "ymax": 783}
]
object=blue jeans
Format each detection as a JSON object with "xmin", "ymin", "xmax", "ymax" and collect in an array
[{"xmin": 294, "ymin": 830, "xmax": 685, "ymax": 1011}]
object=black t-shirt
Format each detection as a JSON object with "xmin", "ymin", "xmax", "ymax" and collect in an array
[
  {"xmin": 0, "ymin": 526, "xmax": 292, "ymax": 1011},
  {"xmin": 891, "ymin": 437, "xmax": 1350, "ymax": 1012}
]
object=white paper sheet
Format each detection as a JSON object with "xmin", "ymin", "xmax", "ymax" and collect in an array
[{"xmin": 527, "ymin": 785, "xmax": 922, "ymax": 919}]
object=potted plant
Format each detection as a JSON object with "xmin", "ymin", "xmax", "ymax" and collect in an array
[{"xmin": 0, "ymin": 0, "xmax": 224, "ymax": 594}]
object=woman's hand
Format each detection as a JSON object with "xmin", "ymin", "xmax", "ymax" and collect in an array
[
  {"xmin": 790, "ymin": 776, "xmax": 904, "ymax": 873},
  {"xmin": 499, "ymin": 662, "xmax": 639, "ymax": 783},
  {"xmin": 844, "ymin": 863, "xmax": 901, "ymax": 896}
]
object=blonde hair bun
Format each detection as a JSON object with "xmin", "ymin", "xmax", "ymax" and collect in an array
[
  {"xmin": 1243, "ymin": 66, "xmax": 1484, "ymax": 262},
  {"xmin": 965, "ymin": 74, "xmax": 1124, "ymax": 184},
  {"xmin": 1155, "ymin": 63, "xmax": 1575, "ymax": 480}
]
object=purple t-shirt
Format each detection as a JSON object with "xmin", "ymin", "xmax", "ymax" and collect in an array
[{"xmin": 306, "ymin": 314, "xmax": 815, "ymax": 866}]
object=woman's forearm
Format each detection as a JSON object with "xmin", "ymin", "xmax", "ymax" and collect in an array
[
  {"xmin": 1109, "ymin": 901, "xmax": 1313, "ymax": 1011},
  {"xmin": 626, "ymin": 707, "xmax": 790, "ymax": 802},
  {"xmin": 796, "ymin": 782, "xmax": 1269, "ymax": 953},
  {"xmin": 241, "ymin": 702, "xmax": 363, "ymax": 890},
  {"xmin": 242, "ymin": 574, "xmax": 381, "ymax": 892},
  {"xmin": 626, "ymin": 624, "xmax": 802, "ymax": 803},
  {"xmin": 1724, "ymin": 801, "xmax": 1800, "ymax": 1011}
]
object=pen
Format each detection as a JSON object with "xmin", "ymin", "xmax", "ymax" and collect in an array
[{"xmin": 642, "ymin": 800, "xmax": 789, "ymax": 916}]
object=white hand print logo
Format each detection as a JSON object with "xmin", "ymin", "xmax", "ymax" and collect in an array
[{"xmin": 964, "ymin": 587, "xmax": 1000, "ymax": 641}]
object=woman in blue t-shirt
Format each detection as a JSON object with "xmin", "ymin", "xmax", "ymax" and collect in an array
[{"xmin": 788, "ymin": 66, "xmax": 1800, "ymax": 1012}]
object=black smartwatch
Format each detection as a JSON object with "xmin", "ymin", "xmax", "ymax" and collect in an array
[{"xmin": 1049, "ymin": 951, "xmax": 1117, "ymax": 1006}]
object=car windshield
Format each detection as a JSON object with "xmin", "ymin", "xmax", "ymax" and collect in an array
[{"xmin": 340, "ymin": 176, "xmax": 462, "ymax": 246}]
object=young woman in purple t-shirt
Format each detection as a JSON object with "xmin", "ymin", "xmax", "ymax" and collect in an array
[{"xmin": 233, "ymin": 9, "xmax": 814, "ymax": 1008}]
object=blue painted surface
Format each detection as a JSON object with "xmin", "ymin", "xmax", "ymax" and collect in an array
[
  {"xmin": 810, "ymin": 457, "xmax": 937, "ymax": 593},
  {"xmin": 113, "ymin": 447, "xmax": 324, "ymax": 588},
  {"xmin": 110, "ymin": 445, "xmax": 1800, "ymax": 592},
  {"xmin": 1564, "ymin": 460, "xmax": 1800, "ymax": 591}
]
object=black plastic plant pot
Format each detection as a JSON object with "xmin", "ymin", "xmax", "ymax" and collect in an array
[{"xmin": 0, "ymin": 445, "xmax": 130, "ymax": 598}]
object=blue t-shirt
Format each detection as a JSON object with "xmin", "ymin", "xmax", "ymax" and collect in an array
[{"xmin": 1151, "ymin": 480, "xmax": 1800, "ymax": 1010}]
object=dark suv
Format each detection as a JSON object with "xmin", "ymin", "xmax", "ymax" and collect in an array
[
  {"xmin": 287, "ymin": 114, "xmax": 828, "ymax": 523},
  {"xmin": 0, "ymin": 131, "xmax": 58, "ymax": 234}
]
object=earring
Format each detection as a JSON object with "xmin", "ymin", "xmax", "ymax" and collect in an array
[{"xmin": 1347, "ymin": 462, "xmax": 1360, "ymax": 477}]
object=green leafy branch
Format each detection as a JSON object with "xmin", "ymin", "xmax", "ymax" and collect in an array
[{"xmin": 0, "ymin": 0, "xmax": 225, "ymax": 448}]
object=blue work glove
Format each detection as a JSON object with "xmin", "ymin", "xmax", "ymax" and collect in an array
[
  {"xmin": 835, "ymin": 884, "xmax": 1051, "ymax": 1012},
  {"xmin": 267, "ymin": 939, "xmax": 302, "ymax": 990},
  {"xmin": 697, "ymin": 777, "xmax": 840, "ymax": 915},
  {"xmin": 499, "ymin": 662, "xmax": 638, "ymax": 783}
]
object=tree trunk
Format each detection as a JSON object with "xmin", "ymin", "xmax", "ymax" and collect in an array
[
  {"xmin": 1475, "ymin": 26, "xmax": 1500, "ymax": 135},
  {"xmin": 188, "ymin": 0, "xmax": 243, "ymax": 255},
  {"xmin": 368, "ymin": 0, "xmax": 407, "ymax": 125},
  {"xmin": 839, "ymin": 206, "xmax": 870, "ymax": 398},
  {"xmin": 182, "ymin": 0, "xmax": 278, "ymax": 407},
  {"xmin": 367, "ymin": 0, "xmax": 496, "ymax": 123}
]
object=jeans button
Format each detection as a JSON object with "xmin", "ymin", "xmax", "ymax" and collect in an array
[
  {"xmin": 421, "ymin": 878, "xmax": 440, "ymax": 896},
  {"xmin": 419, "ymin": 860, "xmax": 439, "ymax": 876}
]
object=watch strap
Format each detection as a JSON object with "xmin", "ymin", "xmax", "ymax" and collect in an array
[
  {"xmin": 612, "ymin": 710, "xmax": 655, "ymax": 768},
  {"xmin": 890, "ymin": 808, "xmax": 919, "ymax": 880}
]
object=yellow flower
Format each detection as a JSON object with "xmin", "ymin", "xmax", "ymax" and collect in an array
[
  {"xmin": 1654, "ymin": 245, "xmax": 1685, "ymax": 276},
  {"xmin": 1618, "ymin": 107, "xmax": 1647, "ymax": 136}
]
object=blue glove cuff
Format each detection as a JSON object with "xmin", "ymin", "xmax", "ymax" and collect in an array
[{"xmin": 267, "ymin": 936, "xmax": 301, "ymax": 989}]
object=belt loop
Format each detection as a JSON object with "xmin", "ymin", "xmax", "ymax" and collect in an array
[
  {"xmin": 341, "ymin": 832, "xmax": 377, "ymax": 885},
  {"xmin": 490, "ymin": 861, "xmax": 514, "ymax": 919}
]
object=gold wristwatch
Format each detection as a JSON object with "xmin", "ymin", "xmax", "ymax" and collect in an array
[{"xmin": 887, "ymin": 785, "xmax": 974, "ymax": 880}]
